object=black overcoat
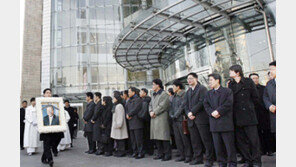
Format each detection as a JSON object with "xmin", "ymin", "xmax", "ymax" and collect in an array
[
  {"xmin": 263, "ymin": 79, "xmax": 276, "ymax": 133},
  {"xmin": 204, "ymin": 86, "xmax": 234, "ymax": 132},
  {"xmin": 228, "ymin": 77, "xmax": 259, "ymax": 126}
]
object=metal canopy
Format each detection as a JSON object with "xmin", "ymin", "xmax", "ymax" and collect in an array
[{"xmin": 113, "ymin": 0, "xmax": 275, "ymax": 72}]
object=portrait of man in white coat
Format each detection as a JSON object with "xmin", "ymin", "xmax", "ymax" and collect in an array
[{"xmin": 23, "ymin": 98, "xmax": 41, "ymax": 155}]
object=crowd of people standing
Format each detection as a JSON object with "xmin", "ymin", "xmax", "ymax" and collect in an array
[{"xmin": 20, "ymin": 61, "xmax": 276, "ymax": 167}]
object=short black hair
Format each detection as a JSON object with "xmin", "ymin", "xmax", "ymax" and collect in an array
[
  {"xmin": 187, "ymin": 72, "xmax": 198, "ymax": 78},
  {"xmin": 94, "ymin": 92, "xmax": 102, "ymax": 99},
  {"xmin": 172, "ymin": 79, "xmax": 184, "ymax": 89},
  {"xmin": 22, "ymin": 100, "xmax": 27, "ymax": 104},
  {"xmin": 123, "ymin": 90, "xmax": 128, "ymax": 96},
  {"xmin": 168, "ymin": 88, "xmax": 174, "ymax": 95},
  {"xmin": 135, "ymin": 88, "xmax": 140, "ymax": 96},
  {"xmin": 53, "ymin": 94, "xmax": 59, "ymax": 97},
  {"xmin": 64, "ymin": 99, "xmax": 69, "ymax": 103},
  {"xmin": 141, "ymin": 88, "xmax": 148, "ymax": 95},
  {"xmin": 43, "ymin": 88, "xmax": 52, "ymax": 94},
  {"xmin": 208, "ymin": 73, "xmax": 222, "ymax": 85},
  {"xmin": 229, "ymin": 64, "xmax": 244, "ymax": 77},
  {"xmin": 86, "ymin": 92, "xmax": 93, "ymax": 99},
  {"xmin": 269, "ymin": 61, "xmax": 276, "ymax": 67},
  {"xmin": 113, "ymin": 91, "xmax": 123, "ymax": 105},
  {"xmin": 152, "ymin": 79, "xmax": 164, "ymax": 89},
  {"xmin": 129, "ymin": 87, "xmax": 137, "ymax": 93},
  {"xmin": 268, "ymin": 71, "xmax": 270, "ymax": 75},
  {"xmin": 30, "ymin": 97, "xmax": 35, "ymax": 102},
  {"xmin": 249, "ymin": 73, "xmax": 259, "ymax": 78}
]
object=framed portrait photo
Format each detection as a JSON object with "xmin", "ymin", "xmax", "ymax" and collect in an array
[{"xmin": 36, "ymin": 97, "xmax": 67, "ymax": 134}]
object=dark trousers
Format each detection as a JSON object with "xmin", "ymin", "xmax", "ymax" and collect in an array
[
  {"xmin": 188, "ymin": 123, "xmax": 215, "ymax": 163},
  {"xmin": 271, "ymin": 132, "xmax": 276, "ymax": 152},
  {"xmin": 20, "ymin": 125, "xmax": 24, "ymax": 148},
  {"xmin": 130, "ymin": 129, "xmax": 144, "ymax": 155},
  {"xmin": 172, "ymin": 121, "xmax": 192, "ymax": 158},
  {"xmin": 125, "ymin": 120, "xmax": 133, "ymax": 154},
  {"xmin": 52, "ymin": 137, "xmax": 62, "ymax": 154},
  {"xmin": 85, "ymin": 132, "xmax": 96, "ymax": 151},
  {"xmin": 212, "ymin": 132, "xmax": 237, "ymax": 166},
  {"xmin": 258, "ymin": 128, "xmax": 273, "ymax": 154},
  {"xmin": 102, "ymin": 138, "xmax": 114, "ymax": 153},
  {"xmin": 235, "ymin": 125, "xmax": 261, "ymax": 165},
  {"xmin": 69, "ymin": 124, "xmax": 74, "ymax": 143},
  {"xmin": 143, "ymin": 121, "xmax": 154, "ymax": 154},
  {"xmin": 155, "ymin": 140, "xmax": 171, "ymax": 157},
  {"xmin": 116, "ymin": 139, "xmax": 126, "ymax": 154},
  {"xmin": 41, "ymin": 137, "xmax": 54, "ymax": 162}
]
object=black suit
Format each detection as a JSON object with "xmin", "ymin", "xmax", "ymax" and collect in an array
[
  {"xmin": 126, "ymin": 95, "xmax": 144, "ymax": 155},
  {"xmin": 183, "ymin": 83, "xmax": 215, "ymax": 164},
  {"xmin": 255, "ymin": 84, "xmax": 273, "ymax": 154},
  {"xmin": 20, "ymin": 107, "xmax": 26, "ymax": 149},
  {"xmin": 92, "ymin": 101, "xmax": 104, "ymax": 151},
  {"xmin": 100, "ymin": 105, "xmax": 113, "ymax": 153},
  {"xmin": 141, "ymin": 96, "xmax": 154, "ymax": 155},
  {"xmin": 228, "ymin": 77, "xmax": 261, "ymax": 166},
  {"xmin": 64, "ymin": 106, "xmax": 75, "ymax": 144},
  {"xmin": 204, "ymin": 86, "xmax": 237, "ymax": 167},
  {"xmin": 83, "ymin": 101, "xmax": 96, "ymax": 152},
  {"xmin": 263, "ymin": 79, "xmax": 276, "ymax": 152},
  {"xmin": 263, "ymin": 79, "xmax": 276, "ymax": 133}
]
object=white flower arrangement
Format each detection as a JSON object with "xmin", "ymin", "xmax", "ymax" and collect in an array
[{"xmin": 36, "ymin": 97, "xmax": 67, "ymax": 133}]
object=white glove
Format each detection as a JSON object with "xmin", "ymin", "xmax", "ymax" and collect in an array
[{"xmin": 73, "ymin": 124, "xmax": 77, "ymax": 127}]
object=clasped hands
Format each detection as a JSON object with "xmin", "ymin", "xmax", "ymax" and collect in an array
[
  {"xmin": 126, "ymin": 114, "xmax": 132, "ymax": 120},
  {"xmin": 150, "ymin": 112, "xmax": 156, "ymax": 118},
  {"xmin": 187, "ymin": 112, "xmax": 195, "ymax": 120},
  {"xmin": 211, "ymin": 110, "xmax": 220, "ymax": 119},
  {"xmin": 269, "ymin": 105, "xmax": 276, "ymax": 113}
]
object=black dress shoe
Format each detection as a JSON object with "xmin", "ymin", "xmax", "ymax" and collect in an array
[
  {"xmin": 48, "ymin": 160, "xmax": 54, "ymax": 167},
  {"xmin": 153, "ymin": 155, "xmax": 163, "ymax": 160},
  {"xmin": 184, "ymin": 158, "xmax": 191, "ymax": 163},
  {"xmin": 85, "ymin": 150, "xmax": 90, "ymax": 153},
  {"xmin": 189, "ymin": 159, "xmax": 203, "ymax": 165},
  {"xmin": 53, "ymin": 153, "xmax": 58, "ymax": 157},
  {"xmin": 88, "ymin": 150, "xmax": 95, "ymax": 154},
  {"xmin": 175, "ymin": 157, "xmax": 185, "ymax": 162},
  {"xmin": 136, "ymin": 154, "xmax": 145, "ymax": 159},
  {"xmin": 21, "ymin": 147, "xmax": 24, "ymax": 150},
  {"xmin": 95, "ymin": 150, "xmax": 104, "ymax": 155},
  {"xmin": 104, "ymin": 152, "xmax": 112, "ymax": 157},
  {"xmin": 161, "ymin": 156, "xmax": 171, "ymax": 161},
  {"xmin": 267, "ymin": 152, "xmax": 273, "ymax": 156},
  {"xmin": 42, "ymin": 160, "xmax": 49, "ymax": 164}
]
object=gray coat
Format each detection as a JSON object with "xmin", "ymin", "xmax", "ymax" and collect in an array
[
  {"xmin": 149, "ymin": 89, "xmax": 171, "ymax": 141},
  {"xmin": 111, "ymin": 104, "xmax": 128, "ymax": 140},
  {"xmin": 169, "ymin": 90, "xmax": 186, "ymax": 122}
]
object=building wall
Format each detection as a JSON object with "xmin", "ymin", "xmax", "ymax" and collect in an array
[{"xmin": 21, "ymin": 0, "xmax": 43, "ymax": 103}]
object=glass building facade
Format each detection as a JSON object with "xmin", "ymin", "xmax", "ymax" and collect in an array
[
  {"xmin": 50, "ymin": 0, "xmax": 125, "ymax": 99},
  {"xmin": 114, "ymin": 0, "xmax": 276, "ymax": 88},
  {"xmin": 46, "ymin": 0, "xmax": 276, "ymax": 101}
]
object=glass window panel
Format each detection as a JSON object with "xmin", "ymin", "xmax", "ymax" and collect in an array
[
  {"xmin": 63, "ymin": 0, "xmax": 70, "ymax": 10},
  {"xmin": 70, "ymin": 27, "xmax": 76, "ymax": 45},
  {"xmin": 57, "ymin": 0, "xmax": 63, "ymax": 11},
  {"xmin": 91, "ymin": 66, "xmax": 99, "ymax": 83},
  {"xmin": 90, "ymin": 45, "xmax": 97, "ymax": 54},
  {"xmin": 77, "ymin": 9, "xmax": 86, "ymax": 19},
  {"xmin": 96, "ymin": 7, "xmax": 105, "ymax": 22},
  {"xmin": 62, "ymin": 28, "xmax": 70, "ymax": 46},
  {"xmin": 77, "ymin": 0, "xmax": 86, "ymax": 8},
  {"xmin": 70, "ymin": 0, "xmax": 77, "ymax": 9},
  {"xmin": 98, "ymin": 65, "xmax": 108, "ymax": 82}
]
